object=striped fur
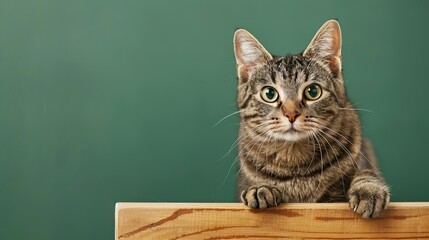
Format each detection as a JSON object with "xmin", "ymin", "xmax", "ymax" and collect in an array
[{"xmin": 233, "ymin": 20, "xmax": 389, "ymax": 218}]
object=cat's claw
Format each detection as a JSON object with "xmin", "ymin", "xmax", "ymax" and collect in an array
[
  {"xmin": 241, "ymin": 186, "xmax": 282, "ymax": 209},
  {"xmin": 348, "ymin": 183, "xmax": 390, "ymax": 218}
]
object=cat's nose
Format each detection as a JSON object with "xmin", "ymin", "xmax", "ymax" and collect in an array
[
  {"xmin": 285, "ymin": 111, "xmax": 301, "ymax": 123},
  {"xmin": 282, "ymin": 100, "xmax": 301, "ymax": 123}
]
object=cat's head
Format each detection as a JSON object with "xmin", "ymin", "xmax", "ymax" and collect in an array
[{"xmin": 234, "ymin": 20, "xmax": 348, "ymax": 142}]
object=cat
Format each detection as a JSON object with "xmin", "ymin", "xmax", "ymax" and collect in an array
[{"xmin": 233, "ymin": 20, "xmax": 390, "ymax": 218}]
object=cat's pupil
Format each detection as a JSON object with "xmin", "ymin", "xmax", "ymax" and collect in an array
[
  {"xmin": 265, "ymin": 88, "xmax": 276, "ymax": 99},
  {"xmin": 307, "ymin": 85, "xmax": 319, "ymax": 98}
]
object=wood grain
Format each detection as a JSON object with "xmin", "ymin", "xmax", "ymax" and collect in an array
[{"xmin": 115, "ymin": 202, "xmax": 429, "ymax": 240}]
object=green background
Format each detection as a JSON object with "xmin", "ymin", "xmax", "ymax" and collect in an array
[{"xmin": 1, "ymin": 0, "xmax": 428, "ymax": 239}]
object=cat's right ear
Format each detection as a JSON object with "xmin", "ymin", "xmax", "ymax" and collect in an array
[
  {"xmin": 234, "ymin": 29, "xmax": 272, "ymax": 84},
  {"xmin": 303, "ymin": 20, "xmax": 342, "ymax": 77}
]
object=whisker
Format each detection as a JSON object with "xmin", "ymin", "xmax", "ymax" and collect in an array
[
  {"xmin": 255, "ymin": 129, "xmax": 274, "ymax": 166},
  {"xmin": 317, "ymin": 129, "xmax": 360, "ymax": 173},
  {"xmin": 312, "ymin": 131, "xmax": 324, "ymax": 192},
  {"xmin": 213, "ymin": 110, "xmax": 244, "ymax": 127},
  {"xmin": 218, "ymin": 121, "xmax": 274, "ymax": 162},
  {"xmin": 305, "ymin": 132, "xmax": 317, "ymax": 172},
  {"xmin": 220, "ymin": 155, "xmax": 240, "ymax": 189},
  {"xmin": 220, "ymin": 127, "xmax": 273, "ymax": 189},
  {"xmin": 337, "ymin": 107, "xmax": 375, "ymax": 113},
  {"xmin": 321, "ymin": 125, "xmax": 380, "ymax": 173},
  {"xmin": 315, "ymin": 130, "xmax": 346, "ymax": 195}
]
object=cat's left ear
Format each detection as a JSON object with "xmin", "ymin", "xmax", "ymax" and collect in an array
[
  {"xmin": 303, "ymin": 20, "xmax": 342, "ymax": 76},
  {"xmin": 234, "ymin": 29, "xmax": 272, "ymax": 84}
]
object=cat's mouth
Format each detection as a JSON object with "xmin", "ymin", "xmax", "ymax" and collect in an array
[
  {"xmin": 275, "ymin": 130, "xmax": 305, "ymax": 141},
  {"xmin": 286, "ymin": 122, "xmax": 302, "ymax": 132},
  {"xmin": 268, "ymin": 120, "xmax": 309, "ymax": 141},
  {"xmin": 271, "ymin": 126, "xmax": 307, "ymax": 141},
  {"xmin": 285, "ymin": 128, "xmax": 299, "ymax": 133}
]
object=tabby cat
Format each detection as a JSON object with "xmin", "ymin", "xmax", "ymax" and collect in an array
[{"xmin": 233, "ymin": 20, "xmax": 390, "ymax": 218}]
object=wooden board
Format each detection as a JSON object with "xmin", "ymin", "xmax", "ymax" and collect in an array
[{"xmin": 116, "ymin": 202, "xmax": 429, "ymax": 239}]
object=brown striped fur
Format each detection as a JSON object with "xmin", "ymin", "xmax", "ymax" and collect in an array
[{"xmin": 233, "ymin": 20, "xmax": 389, "ymax": 218}]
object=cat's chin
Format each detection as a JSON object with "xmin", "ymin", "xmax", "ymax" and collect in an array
[{"xmin": 272, "ymin": 130, "xmax": 307, "ymax": 142}]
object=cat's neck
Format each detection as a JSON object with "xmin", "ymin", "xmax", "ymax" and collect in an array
[
  {"xmin": 239, "ymin": 126, "xmax": 315, "ymax": 165},
  {"xmin": 266, "ymin": 137, "xmax": 315, "ymax": 166},
  {"xmin": 238, "ymin": 131, "xmax": 319, "ymax": 178}
]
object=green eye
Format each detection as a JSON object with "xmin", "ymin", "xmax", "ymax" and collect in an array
[
  {"xmin": 261, "ymin": 86, "xmax": 279, "ymax": 103},
  {"xmin": 304, "ymin": 84, "xmax": 322, "ymax": 100}
]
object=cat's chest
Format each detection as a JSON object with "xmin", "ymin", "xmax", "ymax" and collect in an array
[
  {"xmin": 255, "ymin": 143, "xmax": 317, "ymax": 176},
  {"xmin": 266, "ymin": 152, "xmax": 332, "ymax": 202},
  {"xmin": 275, "ymin": 177, "xmax": 322, "ymax": 202}
]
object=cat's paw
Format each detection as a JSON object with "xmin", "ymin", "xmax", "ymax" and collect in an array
[
  {"xmin": 348, "ymin": 182, "xmax": 390, "ymax": 218},
  {"xmin": 240, "ymin": 185, "xmax": 282, "ymax": 209}
]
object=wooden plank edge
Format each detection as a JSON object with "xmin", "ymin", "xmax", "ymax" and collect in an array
[
  {"xmin": 116, "ymin": 202, "xmax": 429, "ymax": 211},
  {"xmin": 115, "ymin": 202, "xmax": 429, "ymax": 240}
]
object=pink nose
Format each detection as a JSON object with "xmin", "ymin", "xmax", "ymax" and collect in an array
[
  {"xmin": 284, "ymin": 111, "xmax": 301, "ymax": 123},
  {"xmin": 282, "ymin": 100, "xmax": 301, "ymax": 123}
]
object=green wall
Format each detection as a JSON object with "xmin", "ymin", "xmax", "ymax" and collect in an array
[{"xmin": 1, "ymin": 0, "xmax": 428, "ymax": 239}]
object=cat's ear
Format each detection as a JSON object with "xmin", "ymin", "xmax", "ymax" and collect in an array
[
  {"xmin": 303, "ymin": 20, "xmax": 342, "ymax": 76},
  {"xmin": 234, "ymin": 29, "xmax": 272, "ymax": 83}
]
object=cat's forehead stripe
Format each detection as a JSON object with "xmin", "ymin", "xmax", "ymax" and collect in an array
[
  {"xmin": 272, "ymin": 56, "xmax": 311, "ymax": 84},
  {"xmin": 270, "ymin": 67, "xmax": 277, "ymax": 84}
]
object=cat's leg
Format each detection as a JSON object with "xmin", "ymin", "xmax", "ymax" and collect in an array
[
  {"xmin": 348, "ymin": 169, "xmax": 390, "ymax": 218},
  {"xmin": 241, "ymin": 185, "xmax": 282, "ymax": 209}
]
